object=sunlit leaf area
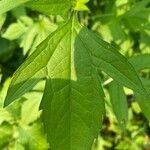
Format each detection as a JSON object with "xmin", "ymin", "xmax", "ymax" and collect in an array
[{"xmin": 0, "ymin": 0, "xmax": 150, "ymax": 150}]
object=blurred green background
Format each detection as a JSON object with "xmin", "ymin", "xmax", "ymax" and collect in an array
[{"xmin": 0, "ymin": 0, "xmax": 150, "ymax": 149}]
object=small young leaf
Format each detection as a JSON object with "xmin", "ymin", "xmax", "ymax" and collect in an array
[
  {"xmin": 2, "ymin": 22, "xmax": 26, "ymax": 40},
  {"xmin": 74, "ymin": 0, "xmax": 89, "ymax": 11},
  {"xmin": 136, "ymin": 78, "xmax": 150, "ymax": 121}
]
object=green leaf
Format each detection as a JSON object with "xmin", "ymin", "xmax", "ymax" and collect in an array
[
  {"xmin": 78, "ymin": 0, "xmax": 89, "ymax": 3},
  {"xmin": 19, "ymin": 92, "xmax": 42, "ymax": 126},
  {"xmin": 20, "ymin": 16, "xmax": 57, "ymax": 55},
  {"xmin": 129, "ymin": 54, "xmax": 150, "ymax": 71},
  {"xmin": 5, "ymin": 16, "xmax": 105, "ymax": 150},
  {"xmin": 6, "ymin": 97, "xmax": 26, "ymax": 120},
  {"xmin": 78, "ymin": 29, "xmax": 148, "ymax": 98},
  {"xmin": 140, "ymin": 31, "xmax": 150, "ymax": 53},
  {"xmin": 0, "ymin": 38, "xmax": 15, "ymax": 63},
  {"xmin": 11, "ymin": 6, "xmax": 27, "ymax": 19},
  {"xmin": 2, "ymin": 22, "xmax": 26, "ymax": 40},
  {"xmin": 2, "ymin": 16, "xmax": 33, "ymax": 41},
  {"xmin": 74, "ymin": 0, "xmax": 89, "ymax": 11},
  {"xmin": 18, "ymin": 124, "xmax": 49, "ymax": 150},
  {"xmin": 0, "ymin": 122, "xmax": 13, "ymax": 149},
  {"xmin": 0, "ymin": 109, "xmax": 13, "ymax": 124},
  {"xmin": 123, "ymin": 0, "xmax": 150, "ymax": 31},
  {"xmin": 0, "ymin": 0, "xmax": 30, "ymax": 15},
  {"xmin": 4, "ymin": 15, "xmax": 148, "ymax": 149},
  {"xmin": 0, "ymin": 14, "xmax": 6, "ymax": 30},
  {"xmin": 129, "ymin": 55, "xmax": 150, "ymax": 121},
  {"xmin": 135, "ymin": 78, "xmax": 150, "ymax": 121},
  {"xmin": 25, "ymin": 0, "xmax": 72, "ymax": 17},
  {"xmin": 109, "ymin": 81, "xmax": 128, "ymax": 130},
  {"xmin": 108, "ymin": 19, "xmax": 126, "ymax": 42},
  {"xmin": 4, "ymin": 23, "xmax": 70, "ymax": 104}
]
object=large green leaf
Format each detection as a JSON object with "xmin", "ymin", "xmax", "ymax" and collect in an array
[
  {"xmin": 0, "ymin": 0, "xmax": 30, "ymax": 15},
  {"xmin": 25, "ymin": 0, "xmax": 72, "ymax": 17},
  {"xmin": 5, "ymin": 16, "xmax": 105, "ymax": 150},
  {"xmin": 4, "ymin": 15, "xmax": 148, "ymax": 149}
]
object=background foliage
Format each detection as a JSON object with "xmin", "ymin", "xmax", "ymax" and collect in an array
[{"xmin": 0, "ymin": 0, "xmax": 150, "ymax": 149}]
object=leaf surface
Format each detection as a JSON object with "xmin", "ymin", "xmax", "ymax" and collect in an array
[
  {"xmin": 136, "ymin": 78, "xmax": 150, "ymax": 121},
  {"xmin": 25, "ymin": 0, "xmax": 72, "ymax": 17},
  {"xmin": 129, "ymin": 54, "xmax": 150, "ymax": 71},
  {"xmin": 18, "ymin": 124, "xmax": 49, "ymax": 150},
  {"xmin": 34, "ymin": 17, "xmax": 105, "ymax": 150},
  {"xmin": 123, "ymin": 0, "xmax": 150, "ymax": 30},
  {"xmin": 4, "ymin": 16, "xmax": 105, "ymax": 150},
  {"xmin": 0, "ymin": 0, "xmax": 30, "ymax": 15},
  {"xmin": 4, "ymin": 15, "xmax": 148, "ymax": 150},
  {"xmin": 129, "ymin": 55, "xmax": 150, "ymax": 121},
  {"xmin": 75, "ymin": 25, "xmax": 148, "ymax": 98},
  {"xmin": 109, "ymin": 81, "xmax": 128, "ymax": 130}
]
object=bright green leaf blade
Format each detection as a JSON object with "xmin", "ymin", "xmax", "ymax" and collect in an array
[
  {"xmin": 74, "ymin": 2, "xmax": 89, "ymax": 11},
  {"xmin": 4, "ymin": 23, "xmax": 69, "ymax": 106},
  {"xmin": 109, "ymin": 81, "xmax": 128, "ymax": 130},
  {"xmin": 2, "ymin": 22, "xmax": 26, "ymax": 40},
  {"xmin": 4, "ymin": 14, "xmax": 148, "ymax": 150},
  {"xmin": 5, "ymin": 16, "xmax": 105, "ymax": 150},
  {"xmin": 25, "ymin": 0, "xmax": 72, "ymax": 17},
  {"xmin": 40, "ymin": 17, "xmax": 105, "ymax": 150},
  {"xmin": 0, "ymin": 0, "xmax": 30, "ymax": 15},
  {"xmin": 41, "ymin": 78, "xmax": 105, "ymax": 150},
  {"xmin": 74, "ymin": 25, "xmax": 148, "ymax": 98}
]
